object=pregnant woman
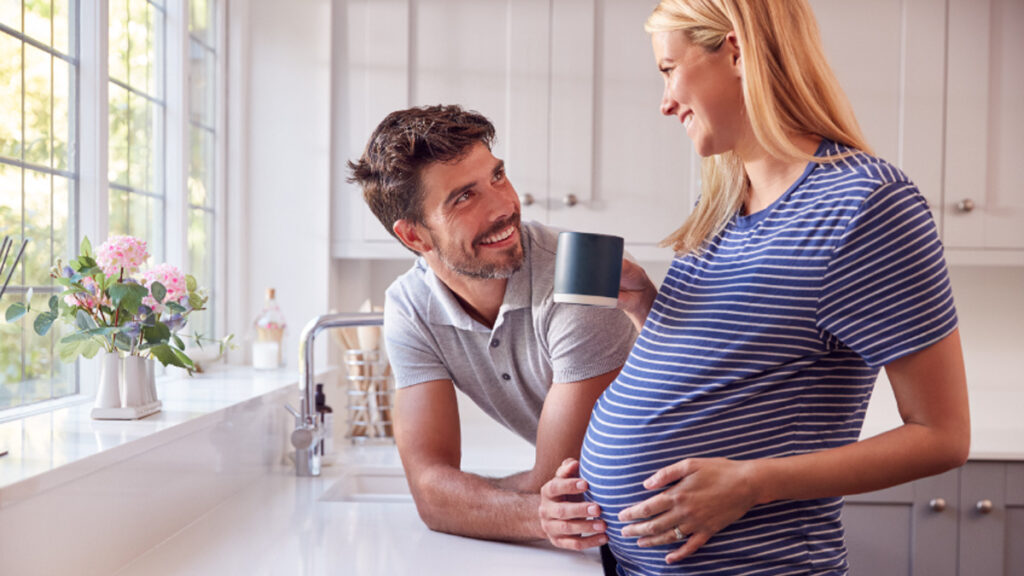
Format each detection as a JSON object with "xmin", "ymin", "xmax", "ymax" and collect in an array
[{"xmin": 538, "ymin": 1, "xmax": 970, "ymax": 575}]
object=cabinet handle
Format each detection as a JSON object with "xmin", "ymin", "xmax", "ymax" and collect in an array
[
  {"xmin": 563, "ymin": 194, "xmax": 578, "ymax": 207},
  {"xmin": 520, "ymin": 193, "xmax": 534, "ymax": 207},
  {"xmin": 976, "ymin": 499, "xmax": 994, "ymax": 514},
  {"xmin": 928, "ymin": 498, "xmax": 947, "ymax": 512},
  {"xmin": 956, "ymin": 198, "xmax": 976, "ymax": 213}
]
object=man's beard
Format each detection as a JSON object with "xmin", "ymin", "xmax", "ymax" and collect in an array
[{"xmin": 430, "ymin": 216, "xmax": 524, "ymax": 280}]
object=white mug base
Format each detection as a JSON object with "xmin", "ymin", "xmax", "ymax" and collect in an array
[{"xmin": 553, "ymin": 293, "xmax": 619, "ymax": 308}]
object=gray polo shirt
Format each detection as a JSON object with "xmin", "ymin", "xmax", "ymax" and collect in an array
[{"xmin": 383, "ymin": 221, "xmax": 637, "ymax": 444}]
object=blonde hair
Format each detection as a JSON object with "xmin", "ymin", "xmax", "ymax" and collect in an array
[{"xmin": 645, "ymin": 0, "xmax": 871, "ymax": 254}]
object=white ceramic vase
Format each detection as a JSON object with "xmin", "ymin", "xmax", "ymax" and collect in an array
[
  {"xmin": 122, "ymin": 355, "xmax": 149, "ymax": 407},
  {"xmin": 94, "ymin": 351, "xmax": 122, "ymax": 409},
  {"xmin": 145, "ymin": 358, "xmax": 157, "ymax": 404}
]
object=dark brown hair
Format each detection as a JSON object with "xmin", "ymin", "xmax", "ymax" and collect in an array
[{"xmin": 347, "ymin": 105, "xmax": 496, "ymax": 248}]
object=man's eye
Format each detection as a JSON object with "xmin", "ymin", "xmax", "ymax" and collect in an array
[
  {"xmin": 455, "ymin": 191, "xmax": 472, "ymax": 204},
  {"xmin": 494, "ymin": 169, "xmax": 505, "ymax": 182}
]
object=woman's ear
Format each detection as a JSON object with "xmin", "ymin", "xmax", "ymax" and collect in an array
[
  {"xmin": 393, "ymin": 219, "xmax": 431, "ymax": 254},
  {"xmin": 725, "ymin": 31, "xmax": 742, "ymax": 71}
]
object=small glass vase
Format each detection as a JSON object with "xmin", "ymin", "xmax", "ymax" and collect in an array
[{"xmin": 94, "ymin": 351, "xmax": 122, "ymax": 409}]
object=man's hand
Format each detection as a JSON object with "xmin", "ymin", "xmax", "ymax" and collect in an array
[{"xmin": 539, "ymin": 458, "xmax": 608, "ymax": 550}]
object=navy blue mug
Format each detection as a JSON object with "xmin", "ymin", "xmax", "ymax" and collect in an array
[{"xmin": 554, "ymin": 231, "xmax": 624, "ymax": 308}]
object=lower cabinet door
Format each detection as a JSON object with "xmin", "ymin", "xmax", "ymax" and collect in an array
[{"xmin": 842, "ymin": 469, "xmax": 958, "ymax": 576}]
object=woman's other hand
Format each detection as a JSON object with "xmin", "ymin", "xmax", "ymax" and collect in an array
[
  {"xmin": 618, "ymin": 258, "xmax": 657, "ymax": 332},
  {"xmin": 538, "ymin": 458, "xmax": 609, "ymax": 550},
  {"xmin": 618, "ymin": 457, "xmax": 760, "ymax": 564}
]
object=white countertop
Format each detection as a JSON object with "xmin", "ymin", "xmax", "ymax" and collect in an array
[
  {"xmin": 1, "ymin": 365, "xmax": 1020, "ymax": 575},
  {"xmin": 113, "ymin": 447, "xmax": 603, "ymax": 576},
  {"xmin": 0, "ymin": 366, "xmax": 301, "ymax": 507}
]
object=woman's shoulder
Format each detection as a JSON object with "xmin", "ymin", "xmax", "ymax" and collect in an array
[{"xmin": 815, "ymin": 140, "xmax": 913, "ymax": 189}]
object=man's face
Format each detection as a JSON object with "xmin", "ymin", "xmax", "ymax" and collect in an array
[{"xmin": 416, "ymin": 141, "xmax": 524, "ymax": 280}]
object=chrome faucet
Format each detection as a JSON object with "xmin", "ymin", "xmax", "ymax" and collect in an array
[{"xmin": 287, "ymin": 311, "xmax": 384, "ymax": 476}]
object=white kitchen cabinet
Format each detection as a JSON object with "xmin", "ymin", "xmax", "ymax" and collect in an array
[
  {"xmin": 811, "ymin": 0, "xmax": 947, "ymax": 223},
  {"xmin": 942, "ymin": 0, "xmax": 1024, "ymax": 257},
  {"xmin": 843, "ymin": 461, "xmax": 1024, "ymax": 576},
  {"xmin": 331, "ymin": 0, "xmax": 695, "ymax": 260}
]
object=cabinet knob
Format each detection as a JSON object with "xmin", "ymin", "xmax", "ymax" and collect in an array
[
  {"xmin": 520, "ymin": 193, "xmax": 534, "ymax": 207},
  {"xmin": 928, "ymin": 498, "xmax": 947, "ymax": 512},
  {"xmin": 956, "ymin": 198, "xmax": 976, "ymax": 213},
  {"xmin": 976, "ymin": 499, "xmax": 994, "ymax": 514},
  {"xmin": 563, "ymin": 194, "xmax": 578, "ymax": 207}
]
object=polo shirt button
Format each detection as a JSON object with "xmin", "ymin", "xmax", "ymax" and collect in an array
[
  {"xmin": 491, "ymin": 339, "xmax": 500, "ymax": 348},
  {"xmin": 501, "ymin": 373, "xmax": 511, "ymax": 381}
]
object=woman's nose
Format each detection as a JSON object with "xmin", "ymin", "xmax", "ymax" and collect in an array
[{"xmin": 660, "ymin": 89, "xmax": 677, "ymax": 116}]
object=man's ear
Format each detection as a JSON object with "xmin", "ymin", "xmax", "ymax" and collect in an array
[{"xmin": 393, "ymin": 219, "xmax": 431, "ymax": 254}]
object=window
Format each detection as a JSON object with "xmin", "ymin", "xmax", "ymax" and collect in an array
[
  {"xmin": 0, "ymin": 0, "xmax": 78, "ymax": 411},
  {"xmin": 108, "ymin": 0, "xmax": 165, "ymax": 261},
  {"xmin": 1, "ymin": 0, "xmax": 224, "ymax": 415}
]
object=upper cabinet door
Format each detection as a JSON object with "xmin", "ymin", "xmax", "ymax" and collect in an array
[
  {"xmin": 547, "ymin": 0, "xmax": 695, "ymax": 256},
  {"xmin": 943, "ymin": 0, "xmax": 1024, "ymax": 251},
  {"xmin": 811, "ymin": 0, "xmax": 947, "ymax": 219}
]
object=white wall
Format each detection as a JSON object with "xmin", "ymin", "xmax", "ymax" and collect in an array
[{"xmin": 232, "ymin": 0, "xmax": 333, "ymax": 367}]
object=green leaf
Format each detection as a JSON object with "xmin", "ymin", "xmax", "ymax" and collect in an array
[
  {"xmin": 150, "ymin": 344, "xmax": 188, "ymax": 369},
  {"xmin": 5, "ymin": 303, "xmax": 28, "ymax": 323},
  {"xmin": 33, "ymin": 312, "xmax": 58, "ymax": 336},
  {"xmin": 142, "ymin": 322, "xmax": 171, "ymax": 345},
  {"xmin": 69, "ymin": 258, "xmax": 80, "ymax": 270},
  {"xmin": 114, "ymin": 333, "xmax": 134, "ymax": 351},
  {"xmin": 80, "ymin": 339, "xmax": 101, "ymax": 359},
  {"xmin": 48, "ymin": 294, "xmax": 58, "ymax": 313},
  {"xmin": 80, "ymin": 236, "xmax": 93, "ymax": 258},
  {"xmin": 188, "ymin": 294, "xmax": 205, "ymax": 311},
  {"xmin": 166, "ymin": 301, "xmax": 187, "ymax": 314},
  {"xmin": 58, "ymin": 339, "xmax": 83, "ymax": 364},
  {"xmin": 172, "ymin": 333, "xmax": 185, "ymax": 350},
  {"xmin": 60, "ymin": 331, "xmax": 95, "ymax": 344},
  {"xmin": 75, "ymin": 310, "xmax": 97, "ymax": 331},
  {"xmin": 171, "ymin": 346, "xmax": 195, "ymax": 370},
  {"xmin": 185, "ymin": 274, "xmax": 198, "ymax": 292},
  {"xmin": 151, "ymin": 281, "xmax": 167, "ymax": 304}
]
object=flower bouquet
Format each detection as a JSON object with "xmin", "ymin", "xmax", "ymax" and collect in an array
[{"xmin": 4, "ymin": 235, "xmax": 220, "ymax": 418}]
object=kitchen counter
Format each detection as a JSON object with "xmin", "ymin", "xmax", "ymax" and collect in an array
[
  {"xmin": 112, "ymin": 447, "xmax": 603, "ymax": 576},
  {"xmin": 111, "ymin": 388, "xmax": 604, "ymax": 575},
  {"xmin": 2, "ymin": 364, "xmax": 1021, "ymax": 575}
]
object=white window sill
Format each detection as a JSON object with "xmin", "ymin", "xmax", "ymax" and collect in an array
[{"xmin": 0, "ymin": 365, "xmax": 302, "ymax": 509}]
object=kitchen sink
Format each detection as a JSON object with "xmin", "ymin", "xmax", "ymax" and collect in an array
[{"xmin": 319, "ymin": 467, "xmax": 413, "ymax": 503}]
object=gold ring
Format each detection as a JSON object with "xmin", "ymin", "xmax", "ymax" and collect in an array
[{"xmin": 673, "ymin": 526, "xmax": 684, "ymax": 541}]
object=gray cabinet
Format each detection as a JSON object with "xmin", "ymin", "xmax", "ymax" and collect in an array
[{"xmin": 842, "ymin": 461, "xmax": 1024, "ymax": 576}]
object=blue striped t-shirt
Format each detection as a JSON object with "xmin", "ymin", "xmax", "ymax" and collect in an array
[{"xmin": 581, "ymin": 140, "xmax": 957, "ymax": 576}]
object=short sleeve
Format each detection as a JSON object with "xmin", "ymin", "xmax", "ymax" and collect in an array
[
  {"xmin": 544, "ymin": 303, "xmax": 637, "ymax": 384},
  {"xmin": 383, "ymin": 289, "xmax": 452, "ymax": 389},
  {"xmin": 817, "ymin": 181, "xmax": 958, "ymax": 367}
]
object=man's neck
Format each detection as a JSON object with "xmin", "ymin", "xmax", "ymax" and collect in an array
[{"xmin": 430, "ymin": 262, "xmax": 508, "ymax": 328}]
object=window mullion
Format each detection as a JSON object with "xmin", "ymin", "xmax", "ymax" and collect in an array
[{"xmin": 165, "ymin": 0, "xmax": 188, "ymax": 270}]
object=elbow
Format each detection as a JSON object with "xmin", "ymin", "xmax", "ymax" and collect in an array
[{"xmin": 945, "ymin": 429, "xmax": 971, "ymax": 471}]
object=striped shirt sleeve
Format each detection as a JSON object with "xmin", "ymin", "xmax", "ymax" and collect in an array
[{"xmin": 816, "ymin": 180, "xmax": 958, "ymax": 367}]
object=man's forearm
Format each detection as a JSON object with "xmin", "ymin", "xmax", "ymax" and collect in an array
[{"xmin": 410, "ymin": 466, "xmax": 544, "ymax": 541}]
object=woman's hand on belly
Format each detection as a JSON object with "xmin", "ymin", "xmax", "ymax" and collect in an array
[
  {"xmin": 618, "ymin": 457, "xmax": 760, "ymax": 564},
  {"xmin": 538, "ymin": 458, "xmax": 609, "ymax": 551}
]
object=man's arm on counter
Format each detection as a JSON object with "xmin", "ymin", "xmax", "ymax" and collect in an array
[{"xmin": 394, "ymin": 370, "xmax": 617, "ymax": 542}]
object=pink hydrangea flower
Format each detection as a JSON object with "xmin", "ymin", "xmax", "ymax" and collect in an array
[
  {"xmin": 97, "ymin": 235, "xmax": 150, "ymax": 276},
  {"xmin": 141, "ymin": 263, "xmax": 188, "ymax": 313}
]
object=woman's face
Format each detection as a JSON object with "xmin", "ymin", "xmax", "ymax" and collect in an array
[{"xmin": 651, "ymin": 30, "xmax": 747, "ymax": 157}]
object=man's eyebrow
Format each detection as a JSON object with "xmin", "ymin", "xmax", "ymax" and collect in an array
[{"xmin": 444, "ymin": 181, "xmax": 475, "ymax": 206}]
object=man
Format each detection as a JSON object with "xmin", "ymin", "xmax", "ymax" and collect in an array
[{"xmin": 347, "ymin": 105, "xmax": 637, "ymax": 541}]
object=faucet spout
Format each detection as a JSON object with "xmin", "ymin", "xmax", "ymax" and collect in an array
[{"xmin": 293, "ymin": 312, "xmax": 384, "ymax": 476}]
